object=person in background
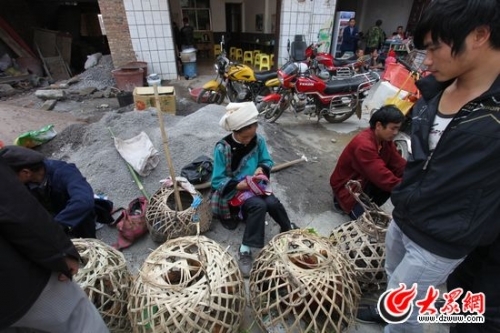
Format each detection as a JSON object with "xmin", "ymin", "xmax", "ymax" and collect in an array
[
  {"xmin": 180, "ymin": 17, "xmax": 195, "ymax": 51},
  {"xmin": 367, "ymin": 48, "xmax": 384, "ymax": 70},
  {"xmin": 330, "ymin": 105, "xmax": 406, "ymax": 219},
  {"xmin": 210, "ymin": 102, "xmax": 296, "ymax": 278},
  {"xmin": 365, "ymin": 19, "xmax": 386, "ymax": 52},
  {"xmin": 394, "ymin": 25, "xmax": 405, "ymax": 40},
  {"xmin": 340, "ymin": 18, "xmax": 359, "ymax": 56},
  {"xmin": 356, "ymin": 1, "xmax": 500, "ymax": 331},
  {"xmin": 349, "ymin": 48, "xmax": 365, "ymax": 60},
  {"xmin": 0, "ymin": 156, "xmax": 108, "ymax": 333},
  {"xmin": 1, "ymin": 145, "xmax": 97, "ymax": 238}
]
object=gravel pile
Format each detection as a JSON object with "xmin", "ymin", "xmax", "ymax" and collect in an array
[
  {"xmin": 45, "ymin": 104, "xmax": 229, "ymax": 210},
  {"xmin": 69, "ymin": 55, "xmax": 116, "ymax": 91}
]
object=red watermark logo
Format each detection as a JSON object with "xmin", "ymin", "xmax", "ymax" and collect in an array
[{"xmin": 377, "ymin": 284, "xmax": 485, "ymax": 324}]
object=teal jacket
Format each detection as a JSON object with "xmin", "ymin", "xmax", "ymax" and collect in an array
[{"xmin": 210, "ymin": 134, "xmax": 273, "ymax": 219}]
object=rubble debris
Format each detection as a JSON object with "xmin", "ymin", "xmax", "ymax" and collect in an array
[
  {"xmin": 41, "ymin": 100, "xmax": 57, "ymax": 111},
  {"xmin": 35, "ymin": 89, "xmax": 66, "ymax": 100},
  {"xmin": 69, "ymin": 55, "xmax": 115, "ymax": 91},
  {"xmin": 0, "ymin": 83, "xmax": 15, "ymax": 97}
]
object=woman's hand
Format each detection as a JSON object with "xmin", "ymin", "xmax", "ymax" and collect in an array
[
  {"xmin": 236, "ymin": 179, "xmax": 249, "ymax": 191},
  {"xmin": 254, "ymin": 167, "xmax": 264, "ymax": 175}
]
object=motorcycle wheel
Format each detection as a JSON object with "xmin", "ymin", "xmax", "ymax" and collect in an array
[
  {"xmin": 394, "ymin": 139, "xmax": 409, "ymax": 160},
  {"xmin": 257, "ymin": 101, "xmax": 285, "ymax": 123},
  {"xmin": 196, "ymin": 89, "xmax": 224, "ymax": 104},
  {"xmin": 323, "ymin": 108, "xmax": 356, "ymax": 123}
]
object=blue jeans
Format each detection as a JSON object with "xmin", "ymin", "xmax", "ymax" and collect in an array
[{"xmin": 384, "ymin": 221, "xmax": 464, "ymax": 333}]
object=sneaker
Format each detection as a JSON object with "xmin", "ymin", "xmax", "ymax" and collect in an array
[
  {"xmin": 356, "ymin": 303, "xmax": 385, "ymax": 324},
  {"xmin": 290, "ymin": 223, "xmax": 299, "ymax": 230},
  {"xmin": 238, "ymin": 251, "xmax": 253, "ymax": 278}
]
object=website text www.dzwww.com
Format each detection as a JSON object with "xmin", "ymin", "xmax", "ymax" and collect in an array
[{"xmin": 418, "ymin": 314, "xmax": 485, "ymax": 324}]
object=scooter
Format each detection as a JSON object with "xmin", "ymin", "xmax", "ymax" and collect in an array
[{"xmin": 197, "ymin": 37, "xmax": 279, "ymax": 104}]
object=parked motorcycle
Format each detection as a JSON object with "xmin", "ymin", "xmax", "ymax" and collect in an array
[
  {"xmin": 258, "ymin": 60, "xmax": 380, "ymax": 123},
  {"xmin": 306, "ymin": 42, "xmax": 368, "ymax": 78},
  {"xmin": 197, "ymin": 39, "xmax": 279, "ymax": 104}
]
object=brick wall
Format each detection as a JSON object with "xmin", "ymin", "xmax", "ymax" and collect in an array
[{"xmin": 97, "ymin": 0, "xmax": 136, "ymax": 68}]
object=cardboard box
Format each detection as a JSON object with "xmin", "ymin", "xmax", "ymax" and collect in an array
[{"xmin": 133, "ymin": 86, "xmax": 176, "ymax": 114}]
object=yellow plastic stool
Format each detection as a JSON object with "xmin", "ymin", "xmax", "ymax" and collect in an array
[
  {"xmin": 229, "ymin": 47, "xmax": 237, "ymax": 59},
  {"xmin": 254, "ymin": 53, "xmax": 261, "ymax": 68},
  {"xmin": 253, "ymin": 50, "xmax": 261, "ymax": 64},
  {"xmin": 214, "ymin": 45, "xmax": 222, "ymax": 58},
  {"xmin": 270, "ymin": 54, "xmax": 275, "ymax": 67},
  {"xmin": 243, "ymin": 51, "xmax": 253, "ymax": 65},
  {"xmin": 259, "ymin": 54, "xmax": 271, "ymax": 71},
  {"xmin": 235, "ymin": 48, "xmax": 243, "ymax": 61}
]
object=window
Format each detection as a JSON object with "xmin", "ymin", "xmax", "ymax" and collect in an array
[{"xmin": 181, "ymin": 0, "xmax": 211, "ymax": 31}]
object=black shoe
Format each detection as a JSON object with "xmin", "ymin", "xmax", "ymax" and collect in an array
[
  {"xmin": 332, "ymin": 197, "xmax": 346, "ymax": 215},
  {"xmin": 356, "ymin": 303, "xmax": 385, "ymax": 324},
  {"xmin": 280, "ymin": 222, "xmax": 299, "ymax": 233},
  {"xmin": 220, "ymin": 218, "xmax": 239, "ymax": 230},
  {"xmin": 238, "ymin": 251, "xmax": 253, "ymax": 278}
]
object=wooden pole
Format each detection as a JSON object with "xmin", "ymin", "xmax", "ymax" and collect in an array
[{"xmin": 153, "ymin": 84, "xmax": 183, "ymax": 210}]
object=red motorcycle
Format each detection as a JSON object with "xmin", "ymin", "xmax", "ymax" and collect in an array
[
  {"xmin": 257, "ymin": 60, "xmax": 379, "ymax": 123},
  {"xmin": 306, "ymin": 42, "xmax": 365, "ymax": 77}
]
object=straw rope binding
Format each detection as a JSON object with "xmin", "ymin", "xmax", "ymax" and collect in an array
[
  {"xmin": 330, "ymin": 210, "xmax": 391, "ymax": 292},
  {"xmin": 146, "ymin": 185, "xmax": 211, "ymax": 243},
  {"xmin": 128, "ymin": 235, "xmax": 246, "ymax": 333},
  {"xmin": 249, "ymin": 229, "xmax": 360, "ymax": 333},
  {"xmin": 72, "ymin": 238, "xmax": 132, "ymax": 333}
]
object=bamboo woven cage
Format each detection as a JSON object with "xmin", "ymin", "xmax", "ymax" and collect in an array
[
  {"xmin": 249, "ymin": 229, "xmax": 360, "ymax": 333},
  {"xmin": 128, "ymin": 235, "xmax": 246, "ymax": 333},
  {"xmin": 146, "ymin": 185, "xmax": 212, "ymax": 243},
  {"xmin": 329, "ymin": 210, "xmax": 392, "ymax": 292},
  {"xmin": 72, "ymin": 238, "xmax": 132, "ymax": 333}
]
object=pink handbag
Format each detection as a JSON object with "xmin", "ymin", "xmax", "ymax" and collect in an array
[{"xmin": 112, "ymin": 197, "xmax": 148, "ymax": 250}]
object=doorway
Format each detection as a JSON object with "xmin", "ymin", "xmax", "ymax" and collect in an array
[{"xmin": 225, "ymin": 3, "xmax": 242, "ymax": 33}]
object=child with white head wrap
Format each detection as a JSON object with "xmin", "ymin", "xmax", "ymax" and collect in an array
[{"xmin": 219, "ymin": 102, "xmax": 259, "ymax": 131}]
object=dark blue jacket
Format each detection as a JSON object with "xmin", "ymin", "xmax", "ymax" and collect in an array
[
  {"xmin": 391, "ymin": 75, "xmax": 500, "ymax": 259},
  {"xmin": 341, "ymin": 26, "xmax": 359, "ymax": 53},
  {"xmin": 29, "ymin": 160, "xmax": 95, "ymax": 233},
  {"xmin": 0, "ymin": 159, "xmax": 80, "ymax": 329}
]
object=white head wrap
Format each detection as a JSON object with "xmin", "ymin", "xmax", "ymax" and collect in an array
[{"xmin": 219, "ymin": 102, "xmax": 259, "ymax": 131}]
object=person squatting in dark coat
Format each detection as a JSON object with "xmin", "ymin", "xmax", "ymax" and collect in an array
[{"xmin": 1, "ymin": 145, "xmax": 97, "ymax": 238}]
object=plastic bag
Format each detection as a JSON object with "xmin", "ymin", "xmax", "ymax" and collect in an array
[
  {"xmin": 14, "ymin": 124, "xmax": 57, "ymax": 148},
  {"xmin": 180, "ymin": 155, "xmax": 213, "ymax": 185}
]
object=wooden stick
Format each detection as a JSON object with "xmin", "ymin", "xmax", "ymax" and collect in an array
[
  {"xmin": 271, "ymin": 155, "xmax": 308, "ymax": 173},
  {"xmin": 153, "ymin": 84, "xmax": 183, "ymax": 210}
]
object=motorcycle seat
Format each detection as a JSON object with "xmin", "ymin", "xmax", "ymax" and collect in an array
[
  {"xmin": 324, "ymin": 74, "xmax": 372, "ymax": 94},
  {"xmin": 255, "ymin": 71, "xmax": 277, "ymax": 82},
  {"xmin": 333, "ymin": 59, "xmax": 358, "ymax": 67}
]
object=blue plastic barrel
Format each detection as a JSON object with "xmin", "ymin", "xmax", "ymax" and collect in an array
[{"xmin": 183, "ymin": 62, "xmax": 197, "ymax": 79}]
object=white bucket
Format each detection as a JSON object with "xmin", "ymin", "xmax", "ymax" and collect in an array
[
  {"xmin": 147, "ymin": 73, "xmax": 161, "ymax": 87},
  {"xmin": 180, "ymin": 48, "xmax": 197, "ymax": 63}
]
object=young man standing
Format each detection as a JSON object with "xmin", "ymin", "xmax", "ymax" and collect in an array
[
  {"xmin": 340, "ymin": 18, "xmax": 359, "ymax": 56},
  {"xmin": 330, "ymin": 105, "xmax": 406, "ymax": 219},
  {"xmin": 357, "ymin": 1, "xmax": 500, "ymax": 332}
]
